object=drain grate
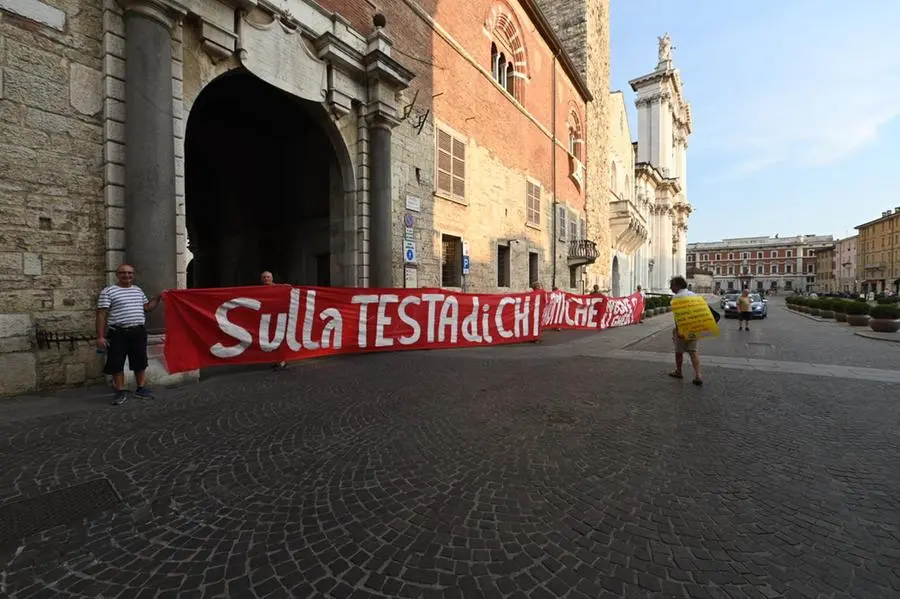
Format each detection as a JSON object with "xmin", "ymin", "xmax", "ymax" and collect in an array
[
  {"xmin": 0, "ymin": 478, "xmax": 122, "ymax": 545},
  {"xmin": 747, "ymin": 342, "xmax": 774, "ymax": 347}
]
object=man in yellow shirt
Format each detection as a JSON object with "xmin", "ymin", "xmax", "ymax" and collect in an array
[{"xmin": 737, "ymin": 288, "xmax": 753, "ymax": 331}]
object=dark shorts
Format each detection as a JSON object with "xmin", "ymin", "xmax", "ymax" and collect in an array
[
  {"xmin": 739, "ymin": 312, "xmax": 752, "ymax": 321},
  {"xmin": 104, "ymin": 325, "xmax": 148, "ymax": 374}
]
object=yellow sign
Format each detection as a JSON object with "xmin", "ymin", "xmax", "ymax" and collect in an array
[{"xmin": 671, "ymin": 295, "xmax": 720, "ymax": 340}]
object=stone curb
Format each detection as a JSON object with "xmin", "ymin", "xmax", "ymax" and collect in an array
[
  {"xmin": 854, "ymin": 331, "xmax": 900, "ymax": 343},
  {"xmin": 785, "ymin": 307, "xmax": 900, "ymax": 342}
]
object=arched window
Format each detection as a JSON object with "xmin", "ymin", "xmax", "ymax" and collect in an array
[
  {"xmin": 567, "ymin": 109, "xmax": 583, "ymax": 161},
  {"xmin": 486, "ymin": 5, "xmax": 528, "ymax": 101},
  {"xmin": 610, "ymin": 161, "xmax": 617, "ymax": 191}
]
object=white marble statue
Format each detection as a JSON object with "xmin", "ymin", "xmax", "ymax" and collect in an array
[{"xmin": 658, "ymin": 33, "xmax": 672, "ymax": 62}]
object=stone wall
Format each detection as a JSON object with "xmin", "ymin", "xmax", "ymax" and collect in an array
[
  {"xmin": 534, "ymin": 0, "xmax": 611, "ymax": 290},
  {"xmin": 0, "ymin": 0, "xmax": 108, "ymax": 395}
]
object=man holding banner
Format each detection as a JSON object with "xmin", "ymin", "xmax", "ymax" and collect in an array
[{"xmin": 667, "ymin": 275, "xmax": 718, "ymax": 386}]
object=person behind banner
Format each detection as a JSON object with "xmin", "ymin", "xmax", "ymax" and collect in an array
[
  {"xmin": 262, "ymin": 270, "xmax": 288, "ymax": 370},
  {"xmin": 668, "ymin": 276, "xmax": 703, "ymax": 386},
  {"xmin": 96, "ymin": 263, "xmax": 163, "ymax": 406},
  {"xmin": 636, "ymin": 285, "xmax": 646, "ymax": 323}
]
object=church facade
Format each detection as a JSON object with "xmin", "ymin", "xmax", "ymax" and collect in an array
[{"xmin": 611, "ymin": 34, "xmax": 693, "ymax": 295}]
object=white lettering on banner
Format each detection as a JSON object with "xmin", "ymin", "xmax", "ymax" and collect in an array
[
  {"xmin": 514, "ymin": 297, "xmax": 531, "ymax": 337},
  {"xmin": 397, "ymin": 296, "xmax": 421, "ymax": 344},
  {"xmin": 422, "ymin": 293, "xmax": 445, "ymax": 343},
  {"xmin": 211, "ymin": 298, "xmax": 261, "ymax": 358},
  {"xmin": 438, "ymin": 296, "xmax": 459, "ymax": 343},
  {"xmin": 600, "ymin": 296, "xmax": 638, "ymax": 329},
  {"xmin": 461, "ymin": 298, "xmax": 482, "ymax": 343},
  {"xmin": 351, "ymin": 294, "xmax": 380, "ymax": 348},
  {"xmin": 495, "ymin": 297, "xmax": 515, "ymax": 338},
  {"xmin": 207, "ymin": 290, "xmax": 539, "ymax": 359},
  {"xmin": 375, "ymin": 294, "xmax": 399, "ymax": 347},
  {"xmin": 259, "ymin": 311, "xmax": 287, "ymax": 352}
]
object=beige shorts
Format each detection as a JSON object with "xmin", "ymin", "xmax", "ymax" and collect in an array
[{"xmin": 673, "ymin": 330, "xmax": 698, "ymax": 353}]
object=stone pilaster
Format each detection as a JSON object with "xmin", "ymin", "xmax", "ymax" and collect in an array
[{"xmin": 363, "ymin": 27, "xmax": 414, "ymax": 288}]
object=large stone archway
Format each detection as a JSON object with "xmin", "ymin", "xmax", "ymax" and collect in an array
[{"xmin": 185, "ymin": 69, "xmax": 356, "ymax": 288}]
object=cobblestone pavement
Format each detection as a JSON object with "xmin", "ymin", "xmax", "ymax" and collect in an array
[
  {"xmin": 628, "ymin": 297, "xmax": 900, "ymax": 370},
  {"xmin": 1, "ymin": 308, "xmax": 899, "ymax": 599}
]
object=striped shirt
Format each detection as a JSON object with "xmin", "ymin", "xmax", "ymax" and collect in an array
[{"xmin": 97, "ymin": 285, "xmax": 148, "ymax": 327}]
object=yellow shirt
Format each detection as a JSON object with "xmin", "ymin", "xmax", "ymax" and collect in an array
[{"xmin": 738, "ymin": 295, "xmax": 752, "ymax": 312}]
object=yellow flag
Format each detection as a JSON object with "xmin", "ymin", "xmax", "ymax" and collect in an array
[{"xmin": 671, "ymin": 295, "xmax": 720, "ymax": 340}]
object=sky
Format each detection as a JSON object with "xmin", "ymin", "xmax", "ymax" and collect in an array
[{"xmin": 609, "ymin": 0, "xmax": 900, "ymax": 244}]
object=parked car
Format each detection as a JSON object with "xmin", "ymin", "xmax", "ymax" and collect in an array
[{"xmin": 723, "ymin": 293, "xmax": 768, "ymax": 319}]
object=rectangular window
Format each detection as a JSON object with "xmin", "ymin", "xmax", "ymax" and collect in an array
[
  {"xmin": 756, "ymin": 252, "xmax": 763, "ymax": 259},
  {"xmin": 569, "ymin": 266, "xmax": 580, "ymax": 289},
  {"xmin": 727, "ymin": 266, "xmax": 734, "ymax": 275},
  {"xmin": 785, "ymin": 264, "xmax": 792, "ymax": 273},
  {"xmin": 702, "ymin": 253, "xmax": 708, "ymax": 261},
  {"xmin": 785, "ymin": 281, "xmax": 793, "ymax": 290},
  {"xmin": 715, "ymin": 253, "xmax": 721, "ymax": 260},
  {"xmin": 771, "ymin": 264, "xmax": 778, "ymax": 274},
  {"xmin": 528, "ymin": 251, "xmax": 539, "ymax": 285},
  {"xmin": 568, "ymin": 211, "xmax": 578, "ymax": 240},
  {"xmin": 740, "ymin": 252, "xmax": 748, "ymax": 259},
  {"xmin": 557, "ymin": 206, "xmax": 567, "ymax": 240},
  {"xmin": 436, "ymin": 128, "xmax": 466, "ymax": 201},
  {"xmin": 771, "ymin": 251, "xmax": 777, "ymax": 258},
  {"xmin": 728, "ymin": 253, "xmax": 734, "ymax": 260},
  {"xmin": 715, "ymin": 266, "xmax": 721, "ymax": 275},
  {"xmin": 786, "ymin": 250, "xmax": 793, "ymax": 258},
  {"xmin": 756, "ymin": 264, "xmax": 764, "ymax": 274},
  {"xmin": 756, "ymin": 281, "xmax": 763, "ymax": 291},
  {"xmin": 497, "ymin": 245, "xmax": 510, "ymax": 287},
  {"xmin": 526, "ymin": 181, "xmax": 541, "ymax": 226},
  {"xmin": 441, "ymin": 234, "xmax": 462, "ymax": 287}
]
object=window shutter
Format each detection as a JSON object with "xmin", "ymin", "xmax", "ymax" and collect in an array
[
  {"xmin": 558, "ymin": 206, "xmax": 567, "ymax": 240},
  {"xmin": 579, "ymin": 218, "xmax": 585, "ymax": 241}
]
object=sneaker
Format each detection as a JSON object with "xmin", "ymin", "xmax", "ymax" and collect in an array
[
  {"xmin": 111, "ymin": 390, "xmax": 128, "ymax": 406},
  {"xmin": 135, "ymin": 386, "xmax": 154, "ymax": 399}
]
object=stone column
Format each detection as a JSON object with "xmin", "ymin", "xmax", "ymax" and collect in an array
[
  {"xmin": 121, "ymin": 0, "xmax": 182, "ymax": 332},
  {"xmin": 368, "ymin": 117, "xmax": 393, "ymax": 288},
  {"xmin": 363, "ymin": 27, "xmax": 414, "ymax": 287}
]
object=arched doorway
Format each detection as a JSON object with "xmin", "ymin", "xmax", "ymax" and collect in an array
[
  {"xmin": 611, "ymin": 256, "xmax": 621, "ymax": 297},
  {"xmin": 185, "ymin": 69, "xmax": 355, "ymax": 288}
]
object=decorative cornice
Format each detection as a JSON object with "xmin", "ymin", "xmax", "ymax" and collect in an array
[{"xmin": 118, "ymin": 0, "xmax": 187, "ymax": 29}]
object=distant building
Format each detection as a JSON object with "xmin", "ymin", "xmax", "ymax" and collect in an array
[
  {"xmin": 686, "ymin": 235, "xmax": 834, "ymax": 294},
  {"xmin": 855, "ymin": 208, "xmax": 900, "ymax": 295},
  {"xmin": 816, "ymin": 236, "xmax": 858, "ymax": 294}
]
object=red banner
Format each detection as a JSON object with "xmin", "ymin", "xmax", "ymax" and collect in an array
[
  {"xmin": 541, "ymin": 290, "xmax": 644, "ymax": 330},
  {"xmin": 162, "ymin": 286, "xmax": 543, "ymax": 373}
]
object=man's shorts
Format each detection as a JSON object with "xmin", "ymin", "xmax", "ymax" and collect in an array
[
  {"xmin": 673, "ymin": 330, "xmax": 698, "ymax": 353},
  {"xmin": 739, "ymin": 311, "xmax": 752, "ymax": 321},
  {"xmin": 104, "ymin": 325, "xmax": 148, "ymax": 374}
]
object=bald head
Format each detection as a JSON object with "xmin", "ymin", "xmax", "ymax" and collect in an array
[{"xmin": 261, "ymin": 271, "xmax": 273, "ymax": 285}]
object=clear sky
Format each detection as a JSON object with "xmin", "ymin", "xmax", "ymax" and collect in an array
[{"xmin": 609, "ymin": 0, "xmax": 900, "ymax": 244}]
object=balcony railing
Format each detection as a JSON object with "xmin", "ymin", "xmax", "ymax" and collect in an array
[{"xmin": 567, "ymin": 239, "xmax": 598, "ymax": 266}]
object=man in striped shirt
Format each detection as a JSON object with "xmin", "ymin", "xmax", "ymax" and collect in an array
[{"xmin": 96, "ymin": 263, "xmax": 163, "ymax": 405}]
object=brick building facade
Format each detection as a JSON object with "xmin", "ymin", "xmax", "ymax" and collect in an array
[
  {"xmin": 687, "ymin": 235, "xmax": 834, "ymax": 294},
  {"xmin": 427, "ymin": 0, "xmax": 594, "ymax": 292}
]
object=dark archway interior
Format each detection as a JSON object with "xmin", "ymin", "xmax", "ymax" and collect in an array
[{"xmin": 186, "ymin": 70, "xmax": 344, "ymax": 288}]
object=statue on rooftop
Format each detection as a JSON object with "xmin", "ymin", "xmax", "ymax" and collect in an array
[{"xmin": 658, "ymin": 33, "xmax": 672, "ymax": 62}]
